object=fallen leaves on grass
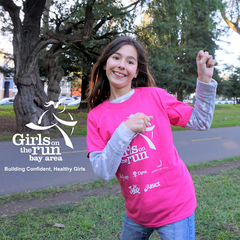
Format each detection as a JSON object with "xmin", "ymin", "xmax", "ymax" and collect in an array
[{"xmin": 53, "ymin": 223, "xmax": 65, "ymax": 228}]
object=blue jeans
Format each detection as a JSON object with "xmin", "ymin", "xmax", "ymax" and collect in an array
[{"xmin": 120, "ymin": 212, "xmax": 195, "ymax": 240}]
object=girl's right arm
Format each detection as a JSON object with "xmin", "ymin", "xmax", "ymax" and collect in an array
[
  {"xmin": 89, "ymin": 122, "xmax": 135, "ymax": 182},
  {"xmin": 89, "ymin": 113, "xmax": 152, "ymax": 182}
]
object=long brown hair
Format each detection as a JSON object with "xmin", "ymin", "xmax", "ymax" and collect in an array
[{"xmin": 85, "ymin": 36, "xmax": 156, "ymax": 110}]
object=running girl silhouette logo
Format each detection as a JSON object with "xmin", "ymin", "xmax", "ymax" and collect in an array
[
  {"xmin": 127, "ymin": 113, "xmax": 156, "ymax": 150},
  {"xmin": 26, "ymin": 101, "xmax": 77, "ymax": 149}
]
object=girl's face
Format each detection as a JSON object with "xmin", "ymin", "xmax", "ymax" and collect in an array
[{"xmin": 105, "ymin": 44, "xmax": 139, "ymax": 97}]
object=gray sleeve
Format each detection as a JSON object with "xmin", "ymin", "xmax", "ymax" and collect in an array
[
  {"xmin": 89, "ymin": 122, "xmax": 135, "ymax": 182},
  {"xmin": 186, "ymin": 78, "xmax": 218, "ymax": 131}
]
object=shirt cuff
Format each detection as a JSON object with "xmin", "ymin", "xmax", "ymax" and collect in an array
[
  {"xmin": 196, "ymin": 78, "xmax": 218, "ymax": 96},
  {"xmin": 116, "ymin": 122, "xmax": 136, "ymax": 142}
]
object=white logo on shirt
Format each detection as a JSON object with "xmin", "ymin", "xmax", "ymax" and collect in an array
[
  {"xmin": 119, "ymin": 173, "xmax": 129, "ymax": 181},
  {"xmin": 152, "ymin": 160, "xmax": 169, "ymax": 173},
  {"xmin": 144, "ymin": 181, "xmax": 161, "ymax": 192},
  {"xmin": 127, "ymin": 113, "xmax": 156, "ymax": 150},
  {"xmin": 133, "ymin": 170, "xmax": 148, "ymax": 178},
  {"xmin": 129, "ymin": 184, "xmax": 141, "ymax": 194},
  {"xmin": 121, "ymin": 145, "xmax": 149, "ymax": 164}
]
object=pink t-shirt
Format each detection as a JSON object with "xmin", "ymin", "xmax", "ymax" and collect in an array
[{"xmin": 87, "ymin": 87, "xmax": 196, "ymax": 227}]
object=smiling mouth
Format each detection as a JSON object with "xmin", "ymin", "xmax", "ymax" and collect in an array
[{"xmin": 114, "ymin": 71, "xmax": 126, "ymax": 77}]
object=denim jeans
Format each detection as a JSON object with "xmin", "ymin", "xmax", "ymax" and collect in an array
[{"xmin": 120, "ymin": 212, "xmax": 195, "ymax": 240}]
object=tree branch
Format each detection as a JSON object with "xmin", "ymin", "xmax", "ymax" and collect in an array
[
  {"xmin": 93, "ymin": 29, "xmax": 132, "ymax": 40},
  {"xmin": 0, "ymin": 0, "xmax": 23, "ymax": 75},
  {"xmin": 81, "ymin": 0, "xmax": 96, "ymax": 40},
  {"xmin": 0, "ymin": 0, "xmax": 21, "ymax": 33},
  {"xmin": 63, "ymin": 20, "xmax": 85, "ymax": 35},
  {"xmin": 23, "ymin": 0, "xmax": 46, "ymax": 21},
  {"xmin": 93, "ymin": 15, "xmax": 114, "ymax": 34},
  {"xmin": 93, "ymin": 0, "xmax": 140, "ymax": 35},
  {"xmin": 0, "ymin": 66, "xmax": 14, "ymax": 75},
  {"xmin": 116, "ymin": 0, "xmax": 142, "ymax": 12},
  {"xmin": 221, "ymin": 11, "xmax": 240, "ymax": 34}
]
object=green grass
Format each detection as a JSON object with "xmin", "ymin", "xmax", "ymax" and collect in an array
[
  {"xmin": 1, "ymin": 104, "xmax": 240, "ymax": 141},
  {"xmin": 0, "ymin": 194, "xmax": 125, "ymax": 240},
  {"xmin": 0, "ymin": 158, "xmax": 240, "ymax": 239},
  {"xmin": 1, "ymin": 105, "xmax": 240, "ymax": 238},
  {"xmin": 0, "ymin": 178, "xmax": 119, "ymax": 205},
  {"xmin": 187, "ymin": 155, "xmax": 240, "ymax": 172},
  {"xmin": 0, "ymin": 105, "xmax": 15, "ymax": 118},
  {"xmin": 194, "ymin": 168, "xmax": 240, "ymax": 240},
  {"xmin": 211, "ymin": 104, "xmax": 240, "ymax": 128},
  {"xmin": 171, "ymin": 104, "xmax": 240, "ymax": 131},
  {"xmin": 0, "ymin": 105, "xmax": 88, "ymax": 140}
]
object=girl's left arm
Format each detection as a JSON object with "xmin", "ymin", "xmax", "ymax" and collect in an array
[
  {"xmin": 186, "ymin": 50, "xmax": 217, "ymax": 130},
  {"xmin": 186, "ymin": 78, "xmax": 217, "ymax": 130}
]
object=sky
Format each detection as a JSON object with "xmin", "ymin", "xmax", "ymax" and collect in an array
[
  {"xmin": 0, "ymin": 2, "xmax": 239, "ymax": 76},
  {"xmin": 215, "ymin": 30, "xmax": 240, "ymax": 73}
]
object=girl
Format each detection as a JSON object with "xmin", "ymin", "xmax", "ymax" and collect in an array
[{"xmin": 86, "ymin": 36, "xmax": 217, "ymax": 240}]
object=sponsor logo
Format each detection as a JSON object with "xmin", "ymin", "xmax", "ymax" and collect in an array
[
  {"xmin": 129, "ymin": 184, "xmax": 141, "ymax": 194},
  {"xmin": 144, "ymin": 181, "xmax": 161, "ymax": 192},
  {"xmin": 133, "ymin": 170, "xmax": 148, "ymax": 178}
]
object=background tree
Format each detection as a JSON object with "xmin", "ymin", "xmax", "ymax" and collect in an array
[
  {"xmin": 0, "ymin": 0, "xmax": 98, "ymax": 132},
  {"xmin": 137, "ymin": 0, "xmax": 220, "ymax": 101},
  {"xmin": 41, "ymin": 0, "xmax": 140, "ymax": 109},
  {"xmin": 222, "ymin": 67, "xmax": 240, "ymax": 102},
  {"xmin": 0, "ymin": 50, "xmax": 14, "ymax": 76},
  {"xmin": 221, "ymin": 0, "xmax": 240, "ymax": 35},
  {"xmin": 0, "ymin": 0, "xmax": 141, "ymax": 132}
]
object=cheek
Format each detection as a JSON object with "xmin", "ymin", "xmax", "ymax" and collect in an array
[
  {"xmin": 105, "ymin": 61, "xmax": 112, "ymax": 76},
  {"xmin": 106, "ymin": 58, "xmax": 115, "ymax": 69},
  {"xmin": 129, "ymin": 66, "xmax": 138, "ymax": 76}
]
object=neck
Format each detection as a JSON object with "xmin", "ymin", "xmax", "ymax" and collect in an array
[{"xmin": 109, "ymin": 87, "xmax": 132, "ymax": 102}]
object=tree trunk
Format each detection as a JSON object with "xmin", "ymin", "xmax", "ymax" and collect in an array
[
  {"xmin": 11, "ymin": 0, "xmax": 52, "ymax": 133},
  {"xmin": 1, "ymin": 0, "xmax": 96, "ymax": 132},
  {"xmin": 14, "ymin": 66, "xmax": 53, "ymax": 133},
  {"xmin": 177, "ymin": 82, "xmax": 183, "ymax": 101},
  {"xmin": 42, "ymin": 44, "xmax": 64, "ymax": 103},
  {"xmin": 47, "ymin": 62, "xmax": 64, "ymax": 103},
  {"xmin": 78, "ymin": 64, "xmax": 90, "ymax": 110}
]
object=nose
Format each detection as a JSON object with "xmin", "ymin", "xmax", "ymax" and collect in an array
[{"xmin": 118, "ymin": 60, "xmax": 126, "ymax": 70}]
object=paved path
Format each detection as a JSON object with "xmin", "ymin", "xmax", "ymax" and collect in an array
[{"xmin": 1, "ymin": 126, "xmax": 240, "ymax": 195}]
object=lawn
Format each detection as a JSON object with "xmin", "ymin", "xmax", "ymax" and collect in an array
[
  {"xmin": 0, "ymin": 157, "xmax": 240, "ymax": 239},
  {"xmin": 1, "ymin": 104, "xmax": 240, "ymax": 141},
  {"xmin": 172, "ymin": 104, "xmax": 240, "ymax": 131},
  {"xmin": 0, "ymin": 105, "xmax": 88, "ymax": 141},
  {"xmin": 211, "ymin": 104, "xmax": 240, "ymax": 128},
  {"xmin": 0, "ymin": 104, "xmax": 240, "ymax": 239}
]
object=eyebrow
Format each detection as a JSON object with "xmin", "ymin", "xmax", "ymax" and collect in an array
[{"xmin": 114, "ymin": 52, "xmax": 137, "ymax": 62}]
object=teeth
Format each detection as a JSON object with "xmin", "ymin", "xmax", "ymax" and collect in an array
[{"xmin": 115, "ymin": 72, "xmax": 125, "ymax": 77}]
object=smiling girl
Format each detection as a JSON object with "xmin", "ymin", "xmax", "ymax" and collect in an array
[{"xmin": 86, "ymin": 36, "xmax": 217, "ymax": 239}]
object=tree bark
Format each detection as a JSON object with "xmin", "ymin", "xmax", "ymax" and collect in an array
[
  {"xmin": 42, "ymin": 44, "xmax": 64, "ymax": 103},
  {"xmin": 0, "ymin": 0, "xmax": 53, "ymax": 133},
  {"xmin": 14, "ymin": 66, "xmax": 52, "ymax": 132},
  {"xmin": 78, "ymin": 71, "xmax": 89, "ymax": 110},
  {"xmin": 0, "ymin": 0, "xmax": 95, "ymax": 132},
  {"xmin": 177, "ymin": 82, "xmax": 183, "ymax": 101}
]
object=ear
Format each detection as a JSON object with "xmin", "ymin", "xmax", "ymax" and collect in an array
[{"xmin": 135, "ymin": 69, "xmax": 139, "ymax": 78}]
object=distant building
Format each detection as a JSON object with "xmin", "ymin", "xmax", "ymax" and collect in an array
[
  {"xmin": 0, "ymin": 49, "xmax": 17, "ymax": 100},
  {"xmin": 0, "ymin": 49, "xmax": 71, "ymax": 100},
  {"xmin": 59, "ymin": 77, "xmax": 71, "ymax": 97},
  {"xmin": 43, "ymin": 76, "xmax": 71, "ymax": 98}
]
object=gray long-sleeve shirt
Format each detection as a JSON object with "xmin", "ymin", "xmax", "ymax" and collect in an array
[{"xmin": 89, "ymin": 79, "xmax": 218, "ymax": 181}]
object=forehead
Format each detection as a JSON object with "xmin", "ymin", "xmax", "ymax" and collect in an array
[{"xmin": 113, "ymin": 44, "xmax": 138, "ymax": 59}]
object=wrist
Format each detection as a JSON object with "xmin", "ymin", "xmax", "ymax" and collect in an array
[{"xmin": 198, "ymin": 76, "xmax": 212, "ymax": 83}]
